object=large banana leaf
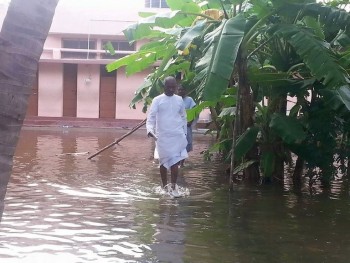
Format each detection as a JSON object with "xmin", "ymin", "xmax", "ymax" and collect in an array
[
  {"xmin": 167, "ymin": 0, "xmax": 201, "ymax": 14},
  {"xmin": 195, "ymin": 14, "xmax": 246, "ymax": 101},
  {"xmin": 218, "ymin": 107, "xmax": 236, "ymax": 118},
  {"xmin": 106, "ymin": 44, "xmax": 170, "ymax": 75},
  {"xmin": 235, "ymin": 126, "xmax": 260, "ymax": 161},
  {"xmin": 274, "ymin": 24, "xmax": 349, "ymax": 88},
  {"xmin": 260, "ymin": 151, "xmax": 275, "ymax": 178},
  {"xmin": 301, "ymin": 3, "xmax": 350, "ymax": 29},
  {"xmin": 249, "ymin": 68, "xmax": 316, "ymax": 97},
  {"xmin": 129, "ymin": 78, "xmax": 152, "ymax": 108},
  {"xmin": 269, "ymin": 113, "xmax": 306, "ymax": 144},
  {"xmin": 186, "ymin": 100, "xmax": 216, "ymax": 121},
  {"xmin": 322, "ymin": 85, "xmax": 350, "ymax": 112},
  {"xmin": 300, "ymin": 3, "xmax": 350, "ymax": 47},
  {"xmin": 175, "ymin": 20, "xmax": 207, "ymax": 50},
  {"xmin": 334, "ymin": 86, "xmax": 350, "ymax": 112},
  {"xmin": 123, "ymin": 11, "xmax": 189, "ymax": 42}
]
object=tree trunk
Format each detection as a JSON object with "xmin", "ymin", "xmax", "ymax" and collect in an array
[
  {"xmin": 0, "ymin": 0, "xmax": 59, "ymax": 221},
  {"xmin": 237, "ymin": 49, "xmax": 260, "ymax": 182},
  {"xmin": 270, "ymin": 95, "xmax": 287, "ymax": 183},
  {"xmin": 292, "ymin": 156, "xmax": 304, "ymax": 184}
]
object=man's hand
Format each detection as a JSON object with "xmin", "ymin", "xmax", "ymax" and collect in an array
[{"xmin": 148, "ymin": 131, "xmax": 158, "ymax": 140}]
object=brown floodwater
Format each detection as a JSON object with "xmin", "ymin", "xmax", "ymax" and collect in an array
[{"xmin": 0, "ymin": 127, "xmax": 350, "ymax": 263}]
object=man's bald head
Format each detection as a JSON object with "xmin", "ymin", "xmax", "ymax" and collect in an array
[{"xmin": 163, "ymin": 76, "xmax": 177, "ymax": 96}]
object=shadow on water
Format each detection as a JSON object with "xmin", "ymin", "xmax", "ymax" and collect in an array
[{"xmin": 0, "ymin": 127, "xmax": 350, "ymax": 263}]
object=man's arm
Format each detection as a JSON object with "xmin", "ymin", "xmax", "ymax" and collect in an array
[
  {"xmin": 180, "ymin": 100, "xmax": 187, "ymax": 134},
  {"xmin": 146, "ymin": 99, "xmax": 157, "ymax": 137},
  {"xmin": 187, "ymin": 97, "xmax": 197, "ymax": 127}
]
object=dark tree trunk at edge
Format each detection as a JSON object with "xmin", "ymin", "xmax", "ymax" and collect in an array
[{"xmin": 0, "ymin": 0, "xmax": 59, "ymax": 221}]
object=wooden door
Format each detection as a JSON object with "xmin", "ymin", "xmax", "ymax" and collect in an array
[
  {"xmin": 63, "ymin": 63, "xmax": 77, "ymax": 117},
  {"xmin": 26, "ymin": 73, "xmax": 38, "ymax": 116},
  {"xmin": 99, "ymin": 65, "xmax": 116, "ymax": 118}
]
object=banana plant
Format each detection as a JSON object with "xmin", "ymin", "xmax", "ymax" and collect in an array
[{"xmin": 106, "ymin": 0, "xmax": 350, "ymax": 185}]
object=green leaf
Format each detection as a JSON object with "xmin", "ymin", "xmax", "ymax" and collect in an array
[
  {"xmin": 106, "ymin": 45, "xmax": 171, "ymax": 75},
  {"xmin": 218, "ymin": 107, "xmax": 236, "ymax": 118},
  {"xmin": 220, "ymin": 94, "xmax": 236, "ymax": 106},
  {"xmin": 103, "ymin": 41, "xmax": 116, "ymax": 55},
  {"xmin": 269, "ymin": 113, "xmax": 306, "ymax": 144},
  {"xmin": 129, "ymin": 78, "xmax": 153, "ymax": 108},
  {"xmin": 302, "ymin": 3, "xmax": 350, "ymax": 31},
  {"xmin": 165, "ymin": 0, "xmax": 202, "ymax": 26},
  {"xmin": 303, "ymin": 16, "xmax": 325, "ymax": 40},
  {"xmin": 138, "ymin": 12, "xmax": 156, "ymax": 18},
  {"xmin": 274, "ymin": 24, "xmax": 349, "ymax": 88},
  {"xmin": 249, "ymin": 69, "xmax": 290, "ymax": 88},
  {"xmin": 335, "ymin": 86, "xmax": 350, "ymax": 111},
  {"xmin": 232, "ymin": 160, "xmax": 257, "ymax": 174},
  {"xmin": 289, "ymin": 104, "xmax": 301, "ymax": 117},
  {"xmin": 324, "ymin": 85, "xmax": 350, "ymax": 112},
  {"xmin": 260, "ymin": 151, "xmax": 275, "ymax": 178},
  {"xmin": 235, "ymin": 126, "xmax": 260, "ymax": 161},
  {"xmin": 176, "ymin": 20, "xmax": 207, "ymax": 50},
  {"xmin": 123, "ymin": 11, "xmax": 187, "ymax": 42},
  {"xmin": 164, "ymin": 60, "xmax": 191, "ymax": 76},
  {"xmin": 199, "ymin": 14, "xmax": 246, "ymax": 101},
  {"xmin": 167, "ymin": 0, "xmax": 201, "ymax": 13},
  {"xmin": 186, "ymin": 100, "xmax": 216, "ymax": 121}
]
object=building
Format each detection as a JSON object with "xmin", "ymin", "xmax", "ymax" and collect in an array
[{"xmin": 1, "ymin": 0, "xmax": 210, "ymax": 128}]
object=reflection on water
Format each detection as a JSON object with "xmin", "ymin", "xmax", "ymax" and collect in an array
[{"xmin": 0, "ymin": 127, "xmax": 350, "ymax": 263}]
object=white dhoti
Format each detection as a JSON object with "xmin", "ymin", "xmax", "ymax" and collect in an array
[
  {"xmin": 147, "ymin": 94, "xmax": 189, "ymax": 169},
  {"xmin": 155, "ymin": 133, "xmax": 188, "ymax": 169}
]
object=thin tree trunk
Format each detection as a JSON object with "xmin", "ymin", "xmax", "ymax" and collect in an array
[
  {"xmin": 229, "ymin": 83, "xmax": 241, "ymax": 190},
  {"xmin": 237, "ymin": 49, "xmax": 260, "ymax": 182},
  {"xmin": 209, "ymin": 106, "xmax": 221, "ymax": 138},
  {"xmin": 0, "ymin": 0, "xmax": 59, "ymax": 221},
  {"xmin": 271, "ymin": 96, "xmax": 287, "ymax": 183},
  {"xmin": 292, "ymin": 156, "xmax": 304, "ymax": 184}
]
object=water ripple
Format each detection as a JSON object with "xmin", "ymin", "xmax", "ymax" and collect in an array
[{"xmin": 1, "ymin": 128, "xmax": 350, "ymax": 263}]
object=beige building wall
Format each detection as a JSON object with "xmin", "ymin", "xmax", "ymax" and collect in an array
[
  {"xmin": 116, "ymin": 68, "xmax": 149, "ymax": 120},
  {"xmin": 77, "ymin": 64, "xmax": 100, "ymax": 118},
  {"xmin": 1, "ymin": 1, "xmax": 213, "ymax": 124},
  {"xmin": 38, "ymin": 63, "xmax": 63, "ymax": 117}
]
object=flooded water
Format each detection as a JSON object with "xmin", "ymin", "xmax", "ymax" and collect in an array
[{"xmin": 1, "ymin": 127, "xmax": 350, "ymax": 263}]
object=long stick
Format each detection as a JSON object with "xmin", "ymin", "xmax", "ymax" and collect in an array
[{"xmin": 87, "ymin": 119, "xmax": 147, "ymax": 160}]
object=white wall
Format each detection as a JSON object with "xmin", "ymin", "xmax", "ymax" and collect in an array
[{"xmin": 38, "ymin": 63, "xmax": 63, "ymax": 117}]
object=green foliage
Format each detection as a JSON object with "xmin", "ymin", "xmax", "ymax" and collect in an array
[
  {"xmin": 176, "ymin": 20, "xmax": 207, "ymax": 50},
  {"xmin": 235, "ymin": 126, "xmax": 260, "ymax": 161},
  {"xmin": 195, "ymin": 14, "xmax": 246, "ymax": 101},
  {"xmin": 105, "ymin": 0, "xmax": 350, "ymax": 185},
  {"xmin": 186, "ymin": 101, "xmax": 216, "ymax": 121},
  {"xmin": 232, "ymin": 160, "xmax": 257, "ymax": 174},
  {"xmin": 269, "ymin": 114, "xmax": 306, "ymax": 144},
  {"xmin": 260, "ymin": 151, "xmax": 275, "ymax": 178},
  {"xmin": 273, "ymin": 24, "xmax": 349, "ymax": 88}
]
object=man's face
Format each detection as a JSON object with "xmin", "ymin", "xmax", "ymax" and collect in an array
[
  {"xmin": 178, "ymin": 87, "xmax": 185, "ymax": 97},
  {"xmin": 164, "ymin": 79, "xmax": 177, "ymax": 96}
]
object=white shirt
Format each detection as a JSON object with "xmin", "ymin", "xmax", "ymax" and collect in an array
[{"xmin": 146, "ymin": 93, "xmax": 188, "ymax": 168}]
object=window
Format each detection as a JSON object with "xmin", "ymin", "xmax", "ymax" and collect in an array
[
  {"xmin": 145, "ymin": 0, "xmax": 168, "ymax": 8},
  {"xmin": 62, "ymin": 39, "xmax": 96, "ymax": 59},
  {"xmin": 101, "ymin": 40, "xmax": 135, "ymax": 59}
]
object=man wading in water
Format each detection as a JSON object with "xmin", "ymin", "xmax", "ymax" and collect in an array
[
  {"xmin": 146, "ymin": 76, "xmax": 188, "ymax": 197},
  {"xmin": 177, "ymin": 85, "xmax": 196, "ymax": 167}
]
